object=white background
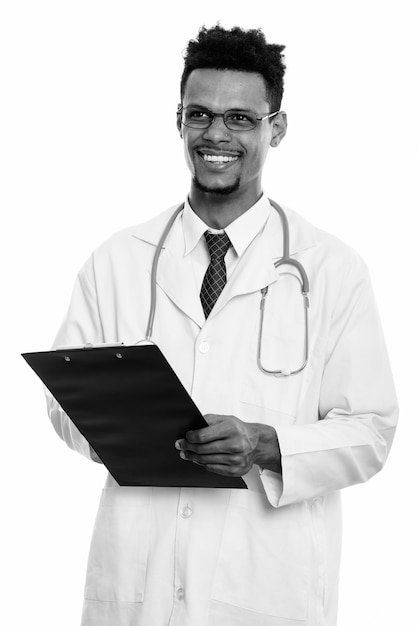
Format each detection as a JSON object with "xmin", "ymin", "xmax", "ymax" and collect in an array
[{"xmin": 1, "ymin": 1, "xmax": 417, "ymax": 624}]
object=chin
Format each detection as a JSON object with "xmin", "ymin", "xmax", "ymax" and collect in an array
[{"xmin": 193, "ymin": 176, "xmax": 241, "ymax": 196}]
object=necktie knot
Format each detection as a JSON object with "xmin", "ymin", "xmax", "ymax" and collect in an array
[{"xmin": 204, "ymin": 231, "xmax": 231, "ymax": 261}]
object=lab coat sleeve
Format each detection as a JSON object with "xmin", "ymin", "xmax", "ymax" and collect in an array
[
  {"xmin": 46, "ymin": 256, "xmax": 104, "ymax": 463},
  {"xmin": 261, "ymin": 256, "xmax": 398, "ymax": 508}
]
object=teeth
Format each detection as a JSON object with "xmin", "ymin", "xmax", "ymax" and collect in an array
[{"xmin": 203, "ymin": 154, "xmax": 238, "ymax": 163}]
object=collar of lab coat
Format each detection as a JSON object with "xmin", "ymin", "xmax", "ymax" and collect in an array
[{"xmin": 131, "ymin": 197, "xmax": 318, "ymax": 327}]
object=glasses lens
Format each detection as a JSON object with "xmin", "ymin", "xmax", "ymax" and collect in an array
[
  {"xmin": 224, "ymin": 110, "xmax": 257, "ymax": 131},
  {"xmin": 182, "ymin": 107, "xmax": 212, "ymax": 128}
]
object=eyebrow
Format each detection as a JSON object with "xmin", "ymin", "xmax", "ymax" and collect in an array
[{"xmin": 185, "ymin": 103, "xmax": 252, "ymax": 111}]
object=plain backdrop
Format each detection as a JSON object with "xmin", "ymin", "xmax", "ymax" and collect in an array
[{"xmin": 1, "ymin": 1, "xmax": 417, "ymax": 624}]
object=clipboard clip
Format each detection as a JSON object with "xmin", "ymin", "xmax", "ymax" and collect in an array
[{"xmin": 55, "ymin": 342, "xmax": 125, "ymax": 351}]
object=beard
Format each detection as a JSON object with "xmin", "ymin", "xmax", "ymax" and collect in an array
[{"xmin": 193, "ymin": 175, "xmax": 241, "ymax": 196}]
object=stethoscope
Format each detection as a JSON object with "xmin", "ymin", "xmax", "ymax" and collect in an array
[{"xmin": 145, "ymin": 198, "xmax": 309, "ymax": 377}]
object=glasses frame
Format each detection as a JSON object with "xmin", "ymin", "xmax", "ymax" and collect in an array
[{"xmin": 177, "ymin": 105, "xmax": 280, "ymax": 131}]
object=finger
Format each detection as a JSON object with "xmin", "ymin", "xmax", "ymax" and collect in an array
[
  {"xmin": 180, "ymin": 451, "xmax": 234, "ymax": 466},
  {"xmin": 185, "ymin": 422, "xmax": 231, "ymax": 444},
  {"xmin": 178, "ymin": 440, "xmax": 231, "ymax": 454},
  {"xmin": 204, "ymin": 463, "xmax": 243, "ymax": 477},
  {"xmin": 175, "ymin": 437, "xmax": 224, "ymax": 452}
]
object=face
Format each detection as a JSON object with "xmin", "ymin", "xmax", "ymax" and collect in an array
[{"xmin": 178, "ymin": 69, "xmax": 287, "ymax": 201}]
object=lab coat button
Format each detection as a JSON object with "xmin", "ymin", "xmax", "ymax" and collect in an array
[
  {"xmin": 198, "ymin": 341, "xmax": 210, "ymax": 353},
  {"xmin": 180, "ymin": 505, "xmax": 192, "ymax": 518},
  {"xmin": 176, "ymin": 587, "xmax": 185, "ymax": 600}
]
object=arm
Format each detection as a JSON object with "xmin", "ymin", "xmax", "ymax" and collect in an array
[
  {"xmin": 177, "ymin": 257, "xmax": 398, "ymax": 507},
  {"xmin": 47, "ymin": 257, "xmax": 104, "ymax": 463},
  {"xmin": 272, "ymin": 262, "xmax": 398, "ymax": 507}
]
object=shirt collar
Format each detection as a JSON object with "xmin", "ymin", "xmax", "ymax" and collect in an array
[{"xmin": 182, "ymin": 194, "xmax": 272, "ymax": 257}]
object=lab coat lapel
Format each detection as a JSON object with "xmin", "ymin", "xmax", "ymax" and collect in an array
[
  {"xmin": 211, "ymin": 213, "xmax": 283, "ymax": 318},
  {"xmin": 132, "ymin": 206, "xmax": 205, "ymax": 328},
  {"xmin": 156, "ymin": 247, "xmax": 205, "ymax": 327}
]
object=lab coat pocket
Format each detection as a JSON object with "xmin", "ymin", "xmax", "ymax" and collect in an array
[
  {"xmin": 211, "ymin": 491, "xmax": 310, "ymax": 620},
  {"xmin": 241, "ymin": 333, "xmax": 319, "ymax": 419},
  {"xmin": 84, "ymin": 487, "xmax": 151, "ymax": 603}
]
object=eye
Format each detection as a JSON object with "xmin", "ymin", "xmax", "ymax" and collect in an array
[
  {"xmin": 188, "ymin": 109, "xmax": 211, "ymax": 119},
  {"xmin": 230, "ymin": 112, "xmax": 252, "ymax": 122},
  {"xmin": 225, "ymin": 111, "xmax": 257, "ymax": 130}
]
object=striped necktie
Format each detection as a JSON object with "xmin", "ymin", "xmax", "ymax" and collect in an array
[{"xmin": 200, "ymin": 231, "xmax": 231, "ymax": 318}]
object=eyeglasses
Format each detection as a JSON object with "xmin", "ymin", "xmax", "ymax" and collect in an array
[{"xmin": 177, "ymin": 105, "xmax": 280, "ymax": 131}]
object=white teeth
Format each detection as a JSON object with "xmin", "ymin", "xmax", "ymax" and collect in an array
[{"xmin": 203, "ymin": 154, "xmax": 238, "ymax": 163}]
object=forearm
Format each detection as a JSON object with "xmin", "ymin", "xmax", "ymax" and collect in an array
[
  {"xmin": 46, "ymin": 388, "xmax": 97, "ymax": 461},
  {"xmin": 47, "ymin": 257, "xmax": 105, "ymax": 463}
]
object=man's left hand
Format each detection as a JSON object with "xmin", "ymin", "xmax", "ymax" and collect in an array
[{"xmin": 175, "ymin": 414, "xmax": 281, "ymax": 477}]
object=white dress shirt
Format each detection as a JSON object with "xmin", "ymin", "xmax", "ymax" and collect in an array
[{"xmin": 182, "ymin": 194, "xmax": 272, "ymax": 295}]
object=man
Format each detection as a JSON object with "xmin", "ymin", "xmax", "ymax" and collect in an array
[{"xmin": 47, "ymin": 25, "xmax": 398, "ymax": 626}]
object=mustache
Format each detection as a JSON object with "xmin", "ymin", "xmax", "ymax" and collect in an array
[{"xmin": 194, "ymin": 146, "xmax": 243, "ymax": 156}]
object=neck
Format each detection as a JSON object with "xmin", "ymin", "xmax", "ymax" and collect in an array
[{"xmin": 189, "ymin": 185, "xmax": 263, "ymax": 229}]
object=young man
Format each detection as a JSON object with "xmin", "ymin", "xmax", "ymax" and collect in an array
[{"xmin": 48, "ymin": 25, "xmax": 398, "ymax": 626}]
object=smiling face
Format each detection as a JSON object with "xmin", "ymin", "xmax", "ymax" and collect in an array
[{"xmin": 178, "ymin": 69, "xmax": 287, "ymax": 215}]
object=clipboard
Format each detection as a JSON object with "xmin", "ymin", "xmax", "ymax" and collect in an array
[{"xmin": 22, "ymin": 343, "xmax": 246, "ymax": 489}]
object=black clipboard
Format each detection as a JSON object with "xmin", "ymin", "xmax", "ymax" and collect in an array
[{"xmin": 22, "ymin": 343, "xmax": 246, "ymax": 489}]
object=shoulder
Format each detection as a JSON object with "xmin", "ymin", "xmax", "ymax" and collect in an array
[
  {"xmin": 281, "ymin": 203, "xmax": 369, "ymax": 275},
  {"xmin": 99, "ymin": 203, "xmax": 184, "ymax": 251},
  {"xmin": 77, "ymin": 203, "xmax": 184, "ymax": 279},
  {"xmin": 265, "ymin": 202, "xmax": 371, "ymax": 300},
  {"xmin": 274, "ymin": 204, "xmax": 374, "ymax": 319},
  {"xmin": 86, "ymin": 202, "xmax": 184, "ymax": 265}
]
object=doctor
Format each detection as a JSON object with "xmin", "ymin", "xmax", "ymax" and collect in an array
[{"xmin": 48, "ymin": 25, "xmax": 398, "ymax": 626}]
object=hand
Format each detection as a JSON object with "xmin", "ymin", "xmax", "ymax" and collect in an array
[{"xmin": 175, "ymin": 414, "xmax": 281, "ymax": 477}]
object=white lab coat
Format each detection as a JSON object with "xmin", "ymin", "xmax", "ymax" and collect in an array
[{"xmin": 48, "ymin": 200, "xmax": 398, "ymax": 626}]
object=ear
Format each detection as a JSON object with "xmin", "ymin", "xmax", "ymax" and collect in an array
[
  {"xmin": 177, "ymin": 104, "xmax": 183, "ymax": 138},
  {"xmin": 270, "ymin": 111, "xmax": 287, "ymax": 148}
]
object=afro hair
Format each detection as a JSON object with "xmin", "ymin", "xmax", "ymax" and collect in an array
[{"xmin": 180, "ymin": 25, "xmax": 286, "ymax": 111}]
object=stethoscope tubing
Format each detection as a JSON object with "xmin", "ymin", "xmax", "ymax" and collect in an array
[
  {"xmin": 145, "ymin": 198, "xmax": 309, "ymax": 376},
  {"xmin": 146, "ymin": 203, "xmax": 185, "ymax": 341}
]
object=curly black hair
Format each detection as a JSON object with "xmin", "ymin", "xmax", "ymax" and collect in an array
[{"xmin": 180, "ymin": 25, "xmax": 286, "ymax": 111}]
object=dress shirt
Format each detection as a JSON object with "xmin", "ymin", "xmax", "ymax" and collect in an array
[{"xmin": 181, "ymin": 194, "xmax": 272, "ymax": 296}]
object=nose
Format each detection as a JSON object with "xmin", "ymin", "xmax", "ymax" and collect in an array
[{"xmin": 202, "ymin": 115, "xmax": 232, "ymax": 143}]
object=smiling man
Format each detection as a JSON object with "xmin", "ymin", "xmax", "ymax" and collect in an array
[{"xmin": 47, "ymin": 25, "xmax": 397, "ymax": 626}]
